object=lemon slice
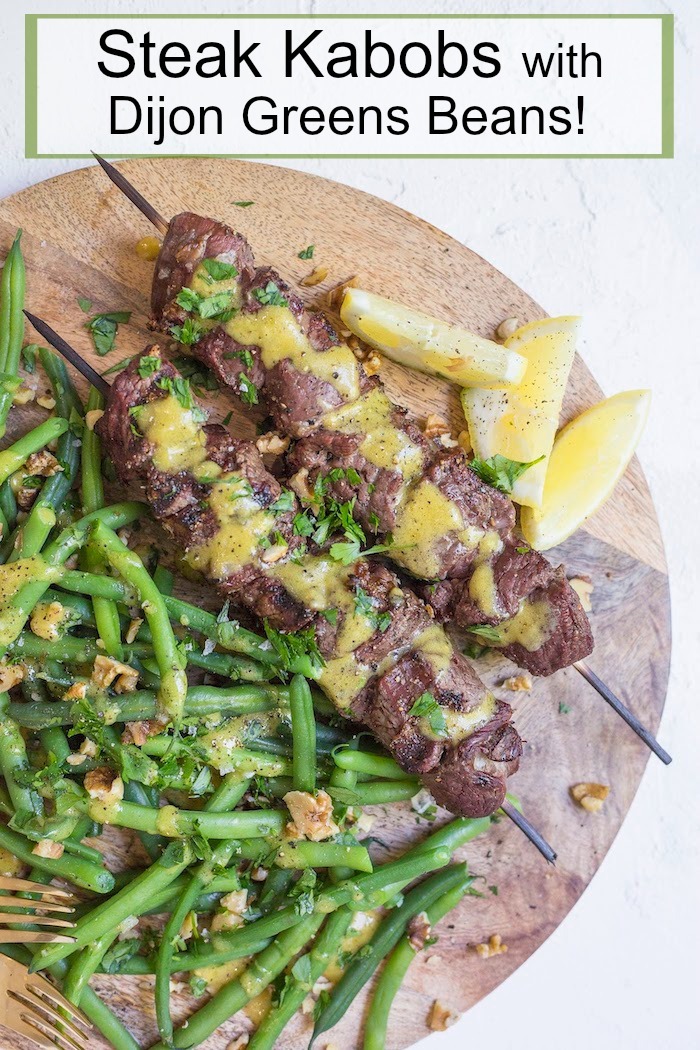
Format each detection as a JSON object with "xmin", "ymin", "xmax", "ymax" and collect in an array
[
  {"xmin": 520, "ymin": 389, "xmax": 651, "ymax": 551},
  {"xmin": 340, "ymin": 288, "xmax": 527, "ymax": 390},
  {"xmin": 461, "ymin": 316, "xmax": 579, "ymax": 508}
]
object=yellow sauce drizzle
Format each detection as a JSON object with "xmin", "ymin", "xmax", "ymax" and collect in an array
[
  {"xmin": 0, "ymin": 557, "xmax": 61, "ymax": 644},
  {"xmin": 186, "ymin": 477, "xmax": 276, "ymax": 582},
  {"xmin": 136, "ymin": 395, "xmax": 207, "ymax": 474},
  {"xmin": 323, "ymin": 387, "xmax": 424, "ymax": 480},
  {"xmin": 225, "ymin": 305, "xmax": 361, "ymax": 404},
  {"xmin": 496, "ymin": 598, "xmax": 553, "ymax": 651}
]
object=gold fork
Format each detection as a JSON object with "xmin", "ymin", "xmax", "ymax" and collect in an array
[
  {"xmin": 0, "ymin": 876, "xmax": 76, "ymax": 944},
  {"xmin": 0, "ymin": 954, "xmax": 92, "ymax": 1050}
]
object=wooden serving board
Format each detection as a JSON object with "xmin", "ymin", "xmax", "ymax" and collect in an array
[{"xmin": 0, "ymin": 160, "xmax": 670, "ymax": 1050}]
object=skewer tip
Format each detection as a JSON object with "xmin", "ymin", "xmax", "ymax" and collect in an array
[
  {"xmin": 91, "ymin": 151, "xmax": 169, "ymax": 235},
  {"xmin": 574, "ymin": 661, "xmax": 672, "ymax": 765},
  {"xmin": 23, "ymin": 311, "xmax": 112, "ymax": 398},
  {"xmin": 502, "ymin": 801, "xmax": 557, "ymax": 864}
]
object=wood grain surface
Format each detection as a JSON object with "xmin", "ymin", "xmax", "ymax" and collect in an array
[{"xmin": 0, "ymin": 159, "xmax": 671, "ymax": 1050}]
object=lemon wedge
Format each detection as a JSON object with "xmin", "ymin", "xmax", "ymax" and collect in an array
[
  {"xmin": 461, "ymin": 316, "xmax": 579, "ymax": 508},
  {"xmin": 520, "ymin": 389, "xmax": 651, "ymax": 551},
  {"xmin": 340, "ymin": 287, "xmax": 527, "ymax": 390}
]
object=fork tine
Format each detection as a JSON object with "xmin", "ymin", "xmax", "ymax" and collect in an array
[
  {"xmin": 10, "ymin": 1016, "xmax": 58, "ymax": 1050},
  {"xmin": 0, "ymin": 877, "xmax": 74, "ymax": 899},
  {"xmin": 0, "ymin": 929, "xmax": 75, "ymax": 943},
  {"xmin": 16, "ymin": 1007, "xmax": 86, "ymax": 1050},
  {"xmin": 20, "ymin": 983, "xmax": 91, "ymax": 1045},
  {"xmin": 26, "ymin": 978, "xmax": 92, "ymax": 1035},
  {"xmin": 0, "ymin": 913, "xmax": 75, "ymax": 929},
  {"xmin": 0, "ymin": 896, "xmax": 74, "ymax": 914}
]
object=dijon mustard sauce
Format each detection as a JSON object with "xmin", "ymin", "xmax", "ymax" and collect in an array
[
  {"xmin": 186, "ymin": 478, "xmax": 277, "ymax": 582},
  {"xmin": 136, "ymin": 395, "xmax": 208, "ymax": 474},
  {"xmin": 323, "ymin": 387, "xmax": 424, "ymax": 482},
  {"xmin": 0, "ymin": 556, "xmax": 62, "ymax": 644},
  {"xmin": 193, "ymin": 956, "xmax": 273, "ymax": 1022},
  {"xmin": 496, "ymin": 598, "xmax": 554, "ymax": 652}
]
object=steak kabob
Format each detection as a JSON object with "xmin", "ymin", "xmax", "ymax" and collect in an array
[
  {"xmin": 23, "ymin": 319, "xmax": 555, "ymax": 862},
  {"xmin": 92, "ymin": 154, "xmax": 669, "ymax": 764}
]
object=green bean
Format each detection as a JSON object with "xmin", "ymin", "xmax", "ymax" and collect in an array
[
  {"xmin": 81, "ymin": 386, "xmax": 124, "ymax": 658},
  {"xmin": 328, "ymin": 736, "xmax": 359, "ymax": 882},
  {"xmin": 0, "ymin": 501, "xmax": 144, "ymax": 654},
  {"xmin": 256, "ymin": 866, "xmax": 295, "ymax": 914},
  {"xmin": 122, "ymin": 779, "xmax": 165, "ymax": 860},
  {"xmin": 313, "ymin": 863, "xmax": 470, "ymax": 1041},
  {"xmin": 31, "ymin": 840, "xmax": 194, "ymax": 972},
  {"xmin": 205, "ymin": 772, "xmax": 249, "ymax": 812},
  {"xmin": 364, "ymin": 874, "xmax": 475, "ymax": 1050},
  {"xmin": 0, "ymin": 821, "xmax": 113, "ymax": 893},
  {"xmin": 86, "ymin": 797, "xmax": 285, "ymax": 840},
  {"xmin": 152, "ymin": 913, "xmax": 327, "ymax": 1050},
  {"xmin": 153, "ymin": 563, "xmax": 173, "ymax": 595},
  {"xmin": 63, "ymin": 928, "xmax": 116, "ymax": 1006},
  {"xmin": 248, "ymin": 908, "xmax": 354, "ymax": 1050},
  {"xmin": 289, "ymin": 673, "xmax": 316, "ymax": 793},
  {"xmin": 39, "ymin": 725, "xmax": 72, "ymax": 764},
  {"xmin": 0, "ymin": 416, "xmax": 70, "ymax": 487},
  {"xmin": 9, "ymin": 631, "xmax": 152, "ymax": 665},
  {"xmin": 91, "ymin": 521, "xmax": 187, "ymax": 724},
  {"xmin": 0, "ymin": 231, "xmax": 25, "ymax": 435},
  {"xmin": 0, "ymin": 479, "xmax": 17, "ymax": 532},
  {"xmin": 155, "ymin": 767, "xmax": 247, "ymax": 1042},
  {"xmin": 333, "ymin": 748, "xmax": 406, "ymax": 781},
  {"xmin": 275, "ymin": 840, "xmax": 373, "ymax": 873},
  {"xmin": 0, "ymin": 691, "xmax": 44, "ymax": 821},
  {"xmin": 330, "ymin": 779, "xmax": 420, "ymax": 807}
]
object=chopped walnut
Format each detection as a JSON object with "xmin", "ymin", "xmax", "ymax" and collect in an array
[
  {"xmin": 326, "ymin": 275, "xmax": 359, "ymax": 311},
  {"xmin": 66, "ymin": 753, "xmax": 88, "ymax": 766},
  {"xmin": 15, "ymin": 481, "xmax": 40, "ymax": 511},
  {"xmin": 226, "ymin": 1037, "xmax": 249, "ymax": 1050},
  {"xmin": 251, "ymin": 866, "xmax": 268, "ymax": 882},
  {"xmin": 0, "ymin": 663, "xmax": 25, "ymax": 692},
  {"xmin": 30, "ymin": 600, "xmax": 68, "ymax": 642},
  {"xmin": 63, "ymin": 681, "xmax": 87, "ymax": 701},
  {"xmin": 79, "ymin": 738, "xmax": 99, "ymax": 759},
  {"xmin": 301, "ymin": 265, "xmax": 329, "ymax": 287},
  {"xmin": 117, "ymin": 915, "xmax": 140, "ymax": 940},
  {"xmin": 211, "ymin": 889, "xmax": 248, "ymax": 933},
  {"xmin": 474, "ymin": 933, "xmax": 508, "ymax": 959},
  {"xmin": 84, "ymin": 767, "xmax": 124, "ymax": 804},
  {"xmin": 31, "ymin": 840, "xmax": 64, "ymax": 860},
  {"xmin": 428, "ymin": 1001, "xmax": 458, "ymax": 1031},
  {"xmin": 125, "ymin": 618, "xmax": 143, "ymax": 644},
  {"xmin": 570, "ymin": 782, "xmax": 610, "ymax": 813},
  {"xmin": 12, "ymin": 385, "xmax": 35, "ymax": 405},
  {"xmin": 92, "ymin": 654, "xmax": 139, "ymax": 693},
  {"xmin": 255, "ymin": 432, "xmax": 290, "ymax": 456},
  {"xmin": 495, "ymin": 317, "xmax": 520, "ymax": 341},
  {"xmin": 362, "ymin": 351, "xmax": 382, "ymax": 377},
  {"xmin": 288, "ymin": 468, "xmax": 316, "ymax": 506},
  {"xmin": 502, "ymin": 673, "xmax": 533, "ymax": 692},
  {"xmin": 407, "ymin": 911, "xmax": 432, "ymax": 952},
  {"xmin": 85, "ymin": 409, "xmax": 105, "ymax": 431},
  {"xmin": 179, "ymin": 912, "xmax": 197, "ymax": 941},
  {"xmin": 569, "ymin": 576, "xmax": 594, "ymax": 612},
  {"xmin": 37, "ymin": 394, "xmax": 56, "ymax": 411},
  {"xmin": 284, "ymin": 789, "xmax": 339, "ymax": 841},
  {"xmin": 121, "ymin": 720, "xmax": 161, "ymax": 746},
  {"xmin": 423, "ymin": 414, "xmax": 453, "ymax": 440},
  {"xmin": 25, "ymin": 450, "xmax": 63, "ymax": 478},
  {"xmin": 260, "ymin": 542, "xmax": 289, "ymax": 565},
  {"xmin": 356, "ymin": 812, "xmax": 376, "ymax": 834}
]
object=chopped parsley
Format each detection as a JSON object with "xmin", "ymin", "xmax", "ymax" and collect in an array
[
  {"xmin": 85, "ymin": 310, "xmax": 132, "ymax": 357},
  {"xmin": 515, "ymin": 546, "xmax": 530, "ymax": 555},
  {"xmin": 137, "ymin": 354, "xmax": 161, "ymax": 379},
  {"xmin": 239, "ymin": 373, "xmax": 259, "ymax": 406},
  {"xmin": 171, "ymin": 355, "xmax": 220, "ymax": 394},
  {"xmin": 465, "ymin": 624, "xmax": 501, "ymax": 643},
  {"xmin": 222, "ymin": 411, "xmax": 233, "ymax": 426},
  {"xmin": 558, "ymin": 701, "xmax": 572, "ymax": 715},
  {"xmin": 224, "ymin": 347, "xmax": 254, "ymax": 370},
  {"xmin": 233, "ymin": 200, "xmax": 254, "ymax": 207},
  {"xmin": 21, "ymin": 343, "xmax": 38, "ymax": 374},
  {"xmin": 170, "ymin": 317, "xmax": 204, "ymax": 346},
  {"xmin": 201, "ymin": 258, "xmax": 238, "ymax": 282},
  {"xmin": 271, "ymin": 489, "xmax": 295, "ymax": 515},
  {"xmin": 329, "ymin": 538, "xmax": 393, "ymax": 566},
  {"xmin": 320, "ymin": 608, "xmax": 338, "ymax": 625},
  {"xmin": 252, "ymin": 281, "xmax": 288, "ymax": 308},
  {"xmin": 353, "ymin": 586, "xmax": 391, "ymax": 633},
  {"xmin": 298, "ymin": 245, "xmax": 315, "ymax": 260},
  {"xmin": 77, "ymin": 296, "xmax": 93, "ymax": 314},
  {"xmin": 408, "ymin": 691, "xmax": 449, "ymax": 739},
  {"xmin": 263, "ymin": 621, "xmax": 324, "ymax": 675},
  {"xmin": 469, "ymin": 454, "xmax": 545, "ymax": 495},
  {"xmin": 176, "ymin": 287, "xmax": 236, "ymax": 323}
]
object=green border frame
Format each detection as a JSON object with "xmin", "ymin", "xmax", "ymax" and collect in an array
[{"xmin": 25, "ymin": 12, "xmax": 674, "ymax": 160}]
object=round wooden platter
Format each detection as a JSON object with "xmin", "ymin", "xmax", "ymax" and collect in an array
[{"xmin": 0, "ymin": 160, "xmax": 670, "ymax": 1050}]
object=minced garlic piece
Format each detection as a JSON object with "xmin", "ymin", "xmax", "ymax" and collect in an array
[
  {"xmin": 37, "ymin": 394, "xmax": 56, "ymax": 411},
  {"xmin": 284, "ymin": 790, "xmax": 339, "ymax": 841},
  {"xmin": 570, "ymin": 782, "xmax": 609, "ymax": 813},
  {"xmin": 496, "ymin": 317, "xmax": 519, "ymax": 341},
  {"xmin": 474, "ymin": 933, "xmax": 508, "ymax": 959}
]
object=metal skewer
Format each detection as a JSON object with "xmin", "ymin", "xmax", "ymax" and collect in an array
[
  {"xmin": 91, "ymin": 151, "xmax": 169, "ymax": 235},
  {"xmin": 24, "ymin": 310, "xmax": 558, "ymax": 864},
  {"xmin": 575, "ymin": 660, "xmax": 671, "ymax": 765}
]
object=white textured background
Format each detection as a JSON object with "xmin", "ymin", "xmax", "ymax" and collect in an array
[{"xmin": 1, "ymin": 1, "xmax": 698, "ymax": 1048}]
